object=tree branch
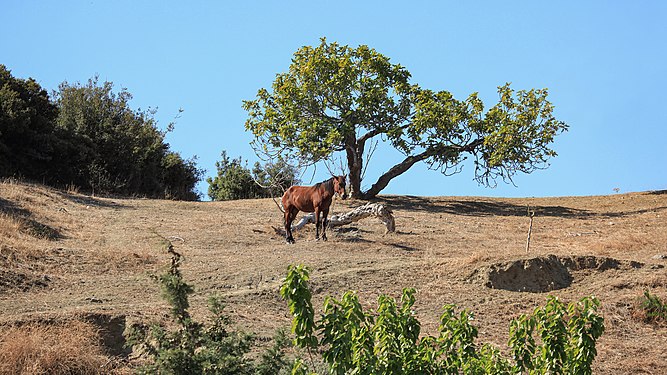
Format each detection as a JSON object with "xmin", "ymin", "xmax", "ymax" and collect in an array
[
  {"xmin": 361, "ymin": 138, "xmax": 485, "ymax": 199},
  {"xmin": 361, "ymin": 150, "xmax": 431, "ymax": 199}
]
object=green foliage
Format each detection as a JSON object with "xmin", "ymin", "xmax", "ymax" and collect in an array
[
  {"xmin": 0, "ymin": 66, "xmax": 202, "ymax": 200},
  {"xmin": 281, "ymin": 264, "xmax": 604, "ymax": 375},
  {"xmin": 251, "ymin": 154, "xmax": 301, "ymax": 197},
  {"xmin": 255, "ymin": 329, "xmax": 292, "ymax": 375},
  {"xmin": 509, "ymin": 296, "xmax": 605, "ymax": 375},
  {"xmin": 55, "ymin": 76, "xmax": 203, "ymax": 199},
  {"xmin": 207, "ymin": 151, "xmax": 263, "ymax": 201},
  {"xmin": 126, "ymin": 242, "xmax": 294, "ymax": 375},
  {"xmin": 244, "ymin": 39, "xmax": 568, "ymax": 199},
  {"xmin": 279, "ymin": 265, "xmax": 318, "ymax": 350},
  {"xmin": 0, "ymin": 64, "xmax": 59, "ymax": 180},
  {"xmin": 207, "ymin": 151, "xmax": 299, "ymax": 201},
  {"xmin": 638, "ymin": 290, "xmax": 667, "ymax": 323},
  {"xmin": 244, "ymin": 38, "xmax": 412, "ymax": 163}
]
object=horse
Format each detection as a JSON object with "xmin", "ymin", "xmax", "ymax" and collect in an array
[{"xmin": 282, "ymin": 175, "xmax": 347, "ymax": 244}]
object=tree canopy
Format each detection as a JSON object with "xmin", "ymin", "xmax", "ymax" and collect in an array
[
  {"xmin": 0, "ymin": 66, "xmax": 202, "ymax": 200},
  {"xmin": 0, "ymin": 64, "xmax": 59, "ymax": 180},
  {"xmin": 207, "ymin": 151, "xmax": 299, "ymax": 201},
  {"xmin": 243, "ymin": 39, "xmax": 568, "ymax": 199}
]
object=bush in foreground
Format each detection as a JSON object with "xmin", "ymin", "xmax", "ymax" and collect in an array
[
  {"xmin": 281, "ymin": 264, "xmax": 605, "ymax": 375},
  {"xmin": 124, "ymin": 249, "xmax": 605, "ymax": 374},
  {"xmin": 125, "ymin": 241, "xmax": 291, "ymax": 375}
]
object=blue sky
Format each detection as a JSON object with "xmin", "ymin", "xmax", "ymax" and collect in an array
[{"xmin": 2, "ymin": 1, "xmax": 666, "ymax": 198}]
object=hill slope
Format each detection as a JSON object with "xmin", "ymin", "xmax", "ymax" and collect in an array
[{"xmin": 1, "ymin": 181, "xmax": 666, "ymax": 373}]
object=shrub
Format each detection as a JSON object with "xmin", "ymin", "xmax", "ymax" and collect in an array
[
  {"xmin": 207, "ymin": 151, "xmax": 299, "ymax": 201},
  {"xmin": 636, "ymin": 290, "xmax": 667, "ymax": 324},
  {"xmin": 0, "ymin": 66, "xmax": 203, "ymax": 200},
  {"xmin": 55, "ymin": 77, "xmax": 203, "ymax": 200},
  {"xmin": 125, "ymin": 241, "xmax": 293, "ymax": 374},
  {"xmin": 0, "ymin": 65, "xmax": 59, "ymax": 181},
  {"xmin": 280, "ymin": 264, "xmax": 605, "ymax": 375}
]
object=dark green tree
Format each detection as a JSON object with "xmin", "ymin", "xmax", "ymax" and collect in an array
[
  {"xmin": 251, "ymin": 154, "xmax": 300, "ymax": 198},
  {"xmin": 207, "ymin": 151, "xmax": 300, "ymax": 201},
  {"xmin": 244, "ymin": 39, "xmax": 568, "ymax": 199},
  {"xmin": 0, "ymin": 65, "xmax": 59, "ymax": 180},
  {"xmin": 207, "ymin": 151, "xmax": 263, "ymax": 201},
  {"xmin": 55, "ymin": 77, "xmax": 203, "ymax": 199}
]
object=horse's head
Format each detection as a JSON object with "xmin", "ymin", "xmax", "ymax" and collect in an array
[{"xmin": 333, "ymin": 175, "xmax": 347, "ymax": 200}]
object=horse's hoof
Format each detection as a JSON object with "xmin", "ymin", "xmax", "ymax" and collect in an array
[
  {"xmin": 322, "ymin": 236, "xmax": 328, "ymax": 242},
  {"xmin": 286, "ymin": 238, "xmax": 295, "ymax": 244}
]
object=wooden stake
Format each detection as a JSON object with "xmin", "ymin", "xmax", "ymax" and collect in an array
[{"xmin": 526, "ymin": 206, "xmax": 535, "ymax": 253}]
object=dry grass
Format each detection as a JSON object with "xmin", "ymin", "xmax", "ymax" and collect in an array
[
  {"xmin": 0, "ymin": 181, "xmax": 666, "ymax": 373},
  {"xmin": 0, "ymin": 321, "xmax": 110, "ymax": 375}
]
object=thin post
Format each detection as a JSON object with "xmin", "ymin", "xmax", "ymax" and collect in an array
[{"xmin": 526, "ymin": 206, "xmax": 535, "ymax": 253}]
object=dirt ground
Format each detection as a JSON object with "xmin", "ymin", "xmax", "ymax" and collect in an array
[{"xmin": 1, "ymin": 180, "xmax": 666, "ymax": 373}]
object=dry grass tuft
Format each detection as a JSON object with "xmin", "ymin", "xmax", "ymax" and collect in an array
[
  {"xmin": 0, "ymin": 213, "xmax": 22, "ymax": 237},
  {"xmin": 463, "ymin": 251, "xmax": 491, "ymax": 265},
  {"xmin": 0, "ymin": 321, "xmax": 111, "ymax": 375},
  {"xmin": 589, "ymin": 233, "xmax": 654, "ymax": 255}
]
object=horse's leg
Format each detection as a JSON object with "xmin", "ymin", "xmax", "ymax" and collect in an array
[
  {"xmin": 321, "ymin": 207, "xmax": 329, "ymax": 241},
  {"xmin": 285, "ymin": 207, "xmax": 296, "ymax": 244},
  {"xmin": 314, "ymin": 207, "xmax": 321, "ymax": 241}
]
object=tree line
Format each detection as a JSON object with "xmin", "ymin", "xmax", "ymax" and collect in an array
[
  {"xmin": 1, "ymin": 64, "xmax": 299, "ymax": 202},
  {"xmin": 0, "ymin": 65, "xmax": 202, "ymax": 200},
  {"xmin": 3, "ymin": 38, "xmax": 569, "ymax": 202}
]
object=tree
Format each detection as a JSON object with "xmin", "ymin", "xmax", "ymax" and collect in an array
[
  {"xmin": 244, "ymin": 39, "xmax": 568, "ymax": 199},
  {"xmin": 0, "ymin": 65, "xmax": 59, "ymax": 181},
  {"xmin": 251, "ymin": 154, "xmax": 301, "ymax": 198},
  {"xmin": 55, "ymin": 77, "xmax": 203, "ymax": 200},
  {"xmin": 207, "ymin": 151, "xmax": 262, "ymax": 201},
  {"xmin": 207, "ymin": 151, "xmax": 300, "ymax": 201}
]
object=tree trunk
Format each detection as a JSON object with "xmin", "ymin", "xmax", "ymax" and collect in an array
[
  {"xmin": 345, "ymin": 134, "xmax": 364, "ymax": 199},
  {"xmin": 289, "ymin": 203, "xmax": 395, "ymax": 233},
  {"xmin": 358, "ymin": 139, "xmax": 484, "ymax": 200},
  {"xmin": 360, "ymin": 150, "xmax": 431, "ymax": 199}
]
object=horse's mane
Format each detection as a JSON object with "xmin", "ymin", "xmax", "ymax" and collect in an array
[{"xmin": 314, "ymin": 177, "xmax": 334, "ymax": 189}]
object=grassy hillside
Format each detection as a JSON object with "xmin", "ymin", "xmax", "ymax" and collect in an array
[{"xmin": 1, "ymin": 180, "xmax": 666, "ymax": 373}]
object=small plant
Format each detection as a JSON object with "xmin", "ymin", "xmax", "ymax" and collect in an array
[
  {"xmin": 281, "ymin": 264, "xmax": 605, "ymax": 375},
  {"xmin": 255, "ymin": 329, "xmax": 292, "ymax": 375},
  {"xmin": 126, "ymin": 241, "xmax": 292, "ymax": 374},
  {"xmin": 636, "ymin": 290, "xmax": 667, "ymax": 324}
]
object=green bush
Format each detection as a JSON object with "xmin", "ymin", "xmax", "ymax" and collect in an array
[
  {"xmin": 280, "ymin": 264, "xmax": 605, "ymax": 375},
  {"xmin": 126, "ymin": 242, "xmax": 292, "ymax": 374},
  {"xmin": 637, "ymin": 290, "xmax": 667, "ymax": 323},
  {"xmin": 0, "ymin": 64, "xmax": 59, "ymax": 180},
  {"xmin": 55, "ymin": 77, "xmax": 204, "ymax": 199},
  {"xmin": 207, "ymin": 151, "xmax": 299, "ymax": 201},
  {"xmin": 0, "ymin": 66, "xmax": 203, "ymax": 200}
]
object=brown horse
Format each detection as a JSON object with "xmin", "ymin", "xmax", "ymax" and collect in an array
[{"xmin": 282, "ymin": 175, "xmax": 347, "ymax": 243}]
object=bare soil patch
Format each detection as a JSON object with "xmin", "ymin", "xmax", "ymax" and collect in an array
[
  {"xmin": 467, "ymin": 255, "xmax": 649, "ymax": 292},
  {"xmin": 1, "ymin": 181, "xmax": 666, "ymax": 373}
]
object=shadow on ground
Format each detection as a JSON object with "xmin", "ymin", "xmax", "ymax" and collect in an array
[{"xmin": 375, "ymin": 196, "xmax": 593, "ymax": 218}]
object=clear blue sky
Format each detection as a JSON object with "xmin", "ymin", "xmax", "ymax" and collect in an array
[{"xmin": 2, "ymin": 1, "xmax": 666, "ymax": 198}]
